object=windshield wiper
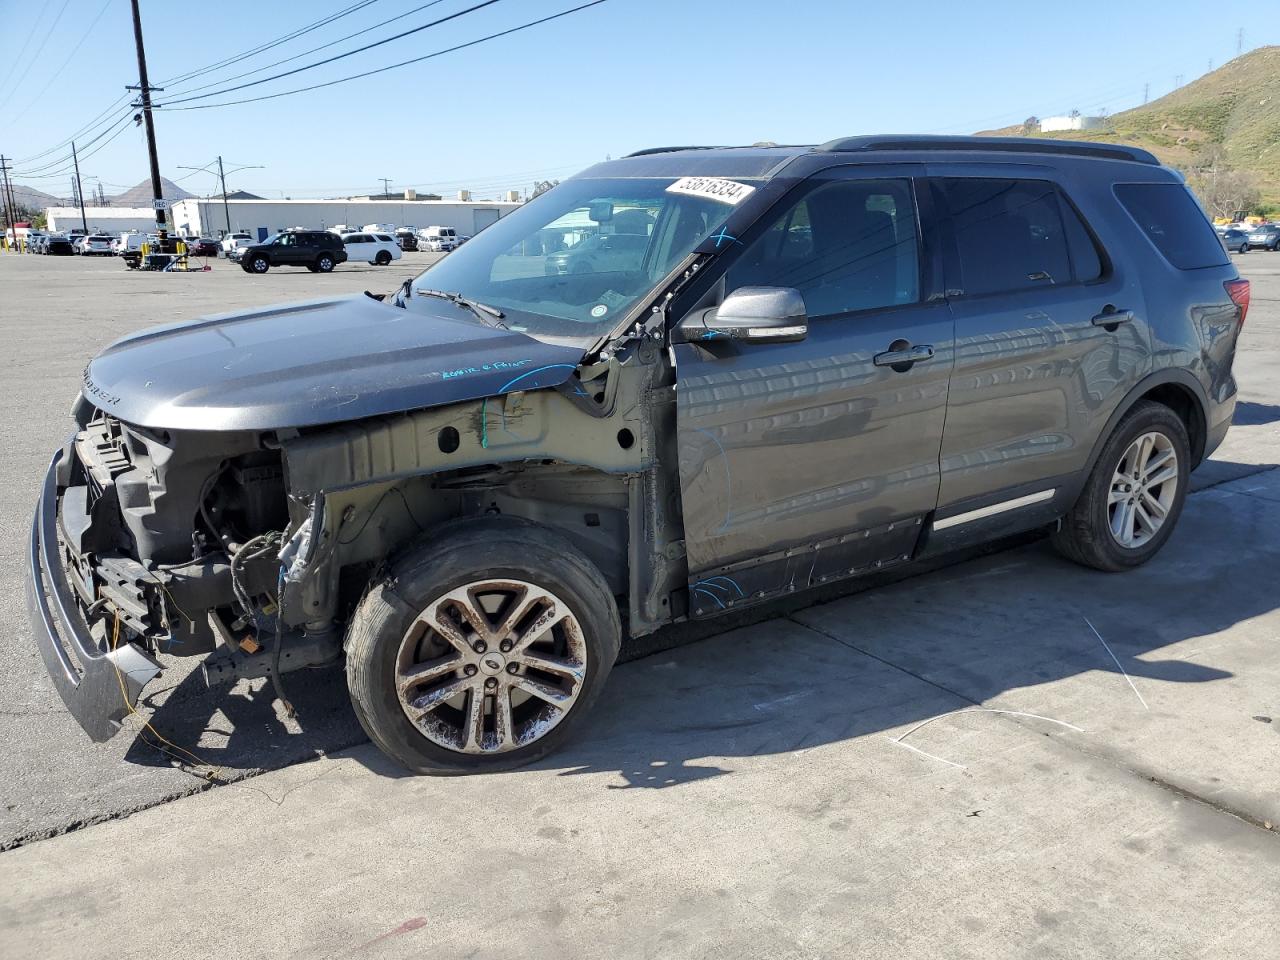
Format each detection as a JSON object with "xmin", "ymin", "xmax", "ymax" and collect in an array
[{"xmin": 415, "ymin": 288, "xmax": 507, "ymax": 329}]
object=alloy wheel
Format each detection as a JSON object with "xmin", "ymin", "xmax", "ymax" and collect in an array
[
  {"xmin": 1108, "ymin": 431, "xmax": 1178, "ymax": 548},
  {"xmin": 395, "ymin": 579, "xmax": 588, "ymax": 755}
]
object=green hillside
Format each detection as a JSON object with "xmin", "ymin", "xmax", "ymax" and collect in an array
[{"xmin": 979, "ymin": 46, "xmax": 1280, "ymax": 205}]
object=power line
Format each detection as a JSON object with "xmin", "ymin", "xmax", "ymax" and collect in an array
[
  {"xmin": 161, "ymin": 0, "xmax": 450, "ymax": 100},
  {"xmin": 4, "ymin": 0, "xmax": 113, "ymax": 126},
  {"xmin": 156, "ymin": 0, "xmax": 507, "ymax": 108},
  {"xmin": 13, "ymin": 112, "xmax": 135, "ymax": 178},
  {"xmin": 12, "ymin": 114, "xmax": 136, "ymax": 181},
  {"xmin": 0, "ymin": 0, "xmax": 72, "ymax": 115},
  {"xmin": 12, "ymin": 1, "xmax": 378, "ymax": 167},
  {"xmin": 158, "ymin": 1, "xmax": 609, "ymax": 112},
  {"xmin": 158, "ymin": 0, "xmax": 383, "ymax": 87},
  {"xmin": 0, "ymin": 3, "xmax": 57, "ymax": 93}
]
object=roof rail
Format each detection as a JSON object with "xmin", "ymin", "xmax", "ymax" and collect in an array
[
  {"xmin": 623, "ymin": 146, "xmax": 724, "ymax": 158},
  {"xmin": 815, "ymin": 134, "xmax": 1160, "ymax": 166}
]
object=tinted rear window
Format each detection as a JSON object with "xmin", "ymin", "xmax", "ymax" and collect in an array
[{"xmin": 1114, "ymin": 183, "xmax": 1228, "ymax": 270}]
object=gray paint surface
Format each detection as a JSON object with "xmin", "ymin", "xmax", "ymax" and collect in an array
[{"xmin": 83, "ymin": 294, "xmax": 582, "ymax": 431}]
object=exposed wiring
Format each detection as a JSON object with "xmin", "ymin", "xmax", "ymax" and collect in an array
[
  {"xmin": 272, "ymin": 572, "xmax": 296, "ymax": 719},
  {"xmin": 337, "ymin": 486, "xmax": 427, "ymax": 545},
  {"xmin": 108, "ymin": 610, "xmax": 227, "ymax": 782}
]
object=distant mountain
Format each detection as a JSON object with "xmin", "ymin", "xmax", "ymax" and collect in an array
[
  {"xmin": 978, "ymin": 46, "xmax": 1280, "ymax": 203},
  {"xmin": 7, "ymin": 183, "xmax": 65, "ymax": 214},
  {"xmin": 104, "ymin": 176, "xmax": 194, "ymax": 206}
]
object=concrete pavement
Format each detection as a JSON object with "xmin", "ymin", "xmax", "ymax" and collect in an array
[
  {"xmin": 2, "ymin": 464, "xmax": 1279, "ymax": 959},
  {"xmin": 2, "ymin": 253, "xmax": 1279, "ymax": 958}
]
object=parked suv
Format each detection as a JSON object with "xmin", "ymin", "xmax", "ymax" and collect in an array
[
  {"xmin": 232, "ymin": 230, "xmax": 347, "ymax": 273},
  {"xmin": 340, "ymin": 231, "xmax": 402, "ymax": 265},
  {"xmin": 1246, "ymin": 223, "xmax": 1280, "ymax": 251},
  {"xmin": 27, "ymin": 136, "xmax": 1245, "ymax": 774}
]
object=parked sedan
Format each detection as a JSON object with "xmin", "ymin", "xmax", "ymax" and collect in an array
[
  {"xmin": 1246, "ymin": 224, "xmax": 1280, "ymax": 251},
  {"xmin": 1220, "ymin": 228, "xmax": 1250, "ymax": 254},
  {"xmin": 341, "ymin": 231, "xmax": 402, "ymax": 265}
]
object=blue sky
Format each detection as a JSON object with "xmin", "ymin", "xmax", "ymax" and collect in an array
[{"xmin": 2, "ymin": 0, "xmax": 1277, "ymax": 200}]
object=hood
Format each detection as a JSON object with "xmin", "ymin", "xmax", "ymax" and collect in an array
[{"xmin": 82, "ymin": 295, "xmax": 584, "ymax": 431}]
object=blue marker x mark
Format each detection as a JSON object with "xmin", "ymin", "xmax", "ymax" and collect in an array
[{"xmin": 711, "ymin": 226, "xmax": 740, "ymax": 249}]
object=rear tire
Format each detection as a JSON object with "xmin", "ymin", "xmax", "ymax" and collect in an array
[
  {"xmin": 316, "ymin": 253, "xmax": 335, "ymax": 272},
  {"xmin": 375, "ymin": 250, "xmax": 392, "ymax": 266},
  {"xmin": 345, "ymin": 517, "xmax": 621, "ymax": 774},
  {"xmin": 1051, "ymin": 400, "xmax": 1190, "ymax": 572}
]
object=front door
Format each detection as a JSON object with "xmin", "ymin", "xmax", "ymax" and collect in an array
[{"xmin": 674, "ymin": 169, "xmax": 955, "ymax": 616}]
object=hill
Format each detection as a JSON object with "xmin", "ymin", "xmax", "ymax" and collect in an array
[
  {"xmin": 7, "ymin": 183, "xmax": 66, "ymax": 214},
  {"xmin": 105, "ymin": 176, "xmax": 194, "ymax": 206},
  {"xmin": 978, "ymin": 46, "xmax": 1280, "ymax": 206}
]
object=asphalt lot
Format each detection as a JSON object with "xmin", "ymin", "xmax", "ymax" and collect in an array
[{"xmin": 1, "ymin": 249, "xmax": 1279, "ymax": 958}]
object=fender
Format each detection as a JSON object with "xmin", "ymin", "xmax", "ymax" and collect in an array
[{"xmin": 1067, "ymin": 367, "xmax": 1210, "ymax": 506}]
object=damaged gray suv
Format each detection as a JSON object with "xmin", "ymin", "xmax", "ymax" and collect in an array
[{"xmin": 28, "ymin": 136, "xmax": 1247, "ymax": 773}]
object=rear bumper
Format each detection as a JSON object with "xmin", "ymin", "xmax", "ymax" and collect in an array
[{"xmin": 25, "ymin": 446, "xmax": 160, "ymax": 743}]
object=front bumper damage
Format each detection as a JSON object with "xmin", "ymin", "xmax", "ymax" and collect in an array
[{"xmin": 25, "ymin": 447, "xmax": 161, "ymax": 742}]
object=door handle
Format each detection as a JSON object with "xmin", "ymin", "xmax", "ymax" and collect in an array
[
  {"xmin": 1091, "ymin": 308, "xmax": 1134, "ymax": 327},
  {"xmin": 874, "ymin": 343, "xmax": 935, "ymax": 368}
]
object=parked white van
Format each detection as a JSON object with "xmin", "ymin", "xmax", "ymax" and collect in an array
[{"xmin": 417, "ymin": 225, "xmax": 459, "ymax": 251}]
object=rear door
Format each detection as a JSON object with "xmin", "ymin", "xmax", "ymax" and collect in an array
[
  {"xmin": 674, "ymin": 166, "xmax": 955, "ymax": 615},
  {"xmin": 926, "ymin": 167, "xmax": 1151, "ymax": 533}
]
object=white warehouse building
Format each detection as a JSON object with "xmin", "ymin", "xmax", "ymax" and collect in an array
[
  {"xmin": 169, "ymin": 196, "xmax": 523, "ymax": 241},
  {"xmin": 47, "ymin": 195, "xmax": 522, "ymax": 240},
  {"xmin": 45, "ymin": 206, "xmax": 160, "ymax": 234}
]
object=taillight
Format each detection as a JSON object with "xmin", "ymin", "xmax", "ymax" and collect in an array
[{"xmin": 1225, "ymin": 278, "xmax": 1250, "ymax": 328}]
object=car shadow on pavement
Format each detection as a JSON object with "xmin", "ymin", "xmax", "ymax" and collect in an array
[
  {"xmin": 126, "ymin": 471, "xmax": 1277, "ymax": 788},
  {"xmin": 1234, "ymin": 401, "xmax": 1280, "ymax": 426}
]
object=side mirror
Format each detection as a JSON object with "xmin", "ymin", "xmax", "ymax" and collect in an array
[{"xmin": 675, "ymin": 286, "xmax": 808, "ymax": 344}]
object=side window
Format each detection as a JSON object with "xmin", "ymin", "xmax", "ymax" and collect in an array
[
  {"xmin": 1114, "ymin": 182, "xmax": 1230, "ymax": 270},
  {"xmin": 376, "ymin": 234, "xmax": 394, "ymax": 242},
  {"xmin": 933, "ymin": 178, "xmax": 1077, "ymax": 296},
  {"xmin": 726, "ymin": 178, "xmax": 920, "ymax": 318}
]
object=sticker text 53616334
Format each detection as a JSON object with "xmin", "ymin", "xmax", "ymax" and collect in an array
[{"xmin": 665, "ymin": 177, "xmax": 756, "ymax": 206}]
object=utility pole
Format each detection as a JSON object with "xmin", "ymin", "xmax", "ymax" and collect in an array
[
  {"xmin": 380, "ymin": 177, "xmax": 392, "ymax": 199},
  {"xmin": 0, "ymin": 156, "xmax": 15, "ymax": 250},
  {"xmin": 1237, "ymin": 28, "xmax": 1244, "ymax": 56},
  {"xmin": 71, "ymin": 140, "xmax": 88, "ymax": 234},
  {"xmin": 126, "ymin": 0, "xmax": 168, "ymax": 249},
  {"xmin": 217, "ymin": 155, "xmax": 232, "ymax": 236},
  {"xmin": 1143, "ymin": 82, "xmax": 1149, "ymax": 104},
  {"xmin": 1174, "ymin": 74, "xmax": 1183, "ymax": 89}
]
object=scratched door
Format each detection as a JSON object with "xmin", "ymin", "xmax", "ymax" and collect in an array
[{"xmin": 673, "ymin": 171, "xmax": 955, "ymax": 615}]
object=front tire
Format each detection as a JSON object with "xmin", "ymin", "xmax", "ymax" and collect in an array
[
  {"xmin": 1052, "ymin": 400, "xmax": 1190, "ymax": 572},
  {"xmin": 345, "ymin": 517, "xmax": 621, "ymax": 774},
  {"xmin": 249, "ymin": 254, "xmax": 269, "ymax": 273}
]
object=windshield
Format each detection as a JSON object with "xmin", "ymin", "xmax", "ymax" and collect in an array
[{"xmin": 406, "ymin": 177, "xmax": 751, "ymax": 339}]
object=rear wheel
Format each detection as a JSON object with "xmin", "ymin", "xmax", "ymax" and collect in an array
[
  {"xmin": 345, "ymin": 518, "xmax": 621, "ymax": 774},
  {"xmin": 249, "ymin": 254, "xmax": 269, "ymax": 273},
  {"xmin": 1052, "ymin": 400, "xmax": 1190, "ymax": 571},
  {"xmin": 316, "ymin": 253, "xmax": 335, "ymax": 272},
  {"xmin": 374, "ymin": 250, "xmax": 392, "ymax": 266}
]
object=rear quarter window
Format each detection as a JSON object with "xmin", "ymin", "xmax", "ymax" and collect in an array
[{"xmin": 1114, "ymin": 182, "xmax": 1229, "ymax": 270}]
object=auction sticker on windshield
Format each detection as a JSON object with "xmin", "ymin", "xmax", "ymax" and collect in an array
[{"xmin": 666, "ymin": 176, "xmax": 755, "ymax": 205}]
